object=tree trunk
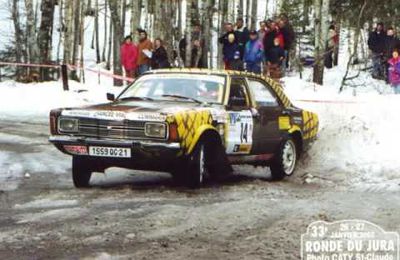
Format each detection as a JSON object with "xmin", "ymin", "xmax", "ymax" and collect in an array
[
  {"xmin": 79, "ymin": 0, "xmax": 86, "ymax": 82},
  {"xmin": 109, "ymin": 0, "xmax": 124, "ymax": 86},
  {"xmin": 102, "ymin": 0, "xmax": 108, "ymax": 62},
  {"xmin": 12, "ymin": 0, "xmax": 25, "ymax": 81},
  {"xmin": 250, "ymin": 0, "xmax": 257, "ymax": 30},
  {"xmin": 94, "ymin": 0, "xmax": 101, "ymax": 63},
  {"xmin": 202, "ymin": 0, "xmax": 213, "ymax": 68},
  {"xmin": 70, "ymin": 0, "xmax": 81, "ymax": 80},
  {"xmin": 63, "ymin": 0, "xmax": 73, "ymax": 65},
  {"xmin": 313, "ymin": 0, "xmax": 330, "ymax": 85},
  {"xmin": 38, "ymin": 0, "xmax": 56, "ymax": 80},
  {"xmin": 25, "ymin": 0, "xmax": 40, "ymax": 75},
  {"xmin": 185, "ymin": 0, "xmax": 192, "ymax": 67},
  {"xmin": 121, "ymin": 0, "xmax": 127, "ymax": 37},
  {"xmin": 246, "ymin": 0, "xmax": 251, "ymax": 26},
  {"xmin": 131, "ymin": 0, "xmax": 142, "ymax": 40}
]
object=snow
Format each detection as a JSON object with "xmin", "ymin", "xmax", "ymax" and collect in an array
[
  {"xmin": 283, "ymin": 67, "xmax": 400, "ymax": 191},
  {"xmin": 0, "ymin": 75, "xmax": 121, "ymax": 123}
]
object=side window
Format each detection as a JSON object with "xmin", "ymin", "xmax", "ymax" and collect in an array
[
  {"xmin": 248, "ymin": 79, "xmax": 279, "ymax": 107},
  {"xmin": 228, "ymin": 78, "xmax": 250, "ymax": 107}
]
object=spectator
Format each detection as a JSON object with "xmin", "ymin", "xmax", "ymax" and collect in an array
[
  {"xmin": 222, "ymin": 33, "xmax": 240, "ymax": 70},
  {"xmin": 258, "ymin": 21, "xmax": 267, "ymax": 43},
  {"xmin": 264, "ymin": 21, "xmax": 279, "ymax": 54},
  {"xmin": 244, "ymin": 31, "xmax": 264, "ymax": 74},
  {"xmin": 235, "ymin": 17, "xmax": 250, "ymax": 59},
  {"xmin": 384, "ymin": 28, "xmax": 400, "ymax": 81},
  {"xmin": 325, "ymin": 25, "xmax": 338, "ymax": 69},
  {"xmin": 137, "ymin": 29, "xmax": 153, "ymax": 75},
  {"xmin": 151, "ymin": 38, "xmax": 170, "ymax": 69},
  {"xmin": 120, "ymin": 35, "xmax": 138, "ymax": 79},
  {"xmin": 278, "ymin": 17, "xmax": 295, "ymax": 69},
  {"xmin": 368, "ymin": 23, "xmax": 386, "ymax": 79},
  {"xmin": 179, "ymin": 24, "xmax": 207, "ymax": 68},
  {"xmin": 191, "ymin": 39, "xmax": 203, "ymax": 68},
  {"xmin": 266, "ymin": 37, "xmax": 285, "ymax": 81},
  {"xmin": 388, "ymin": 49, "xmax": 400, "ymax": 94}
]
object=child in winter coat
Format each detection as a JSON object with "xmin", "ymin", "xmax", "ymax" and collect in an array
[
  {"xmin": 244, "ymin": 31, "xmax": 264, "ymax": 74},
  {"xmin": 266, "ymin": 37, "xmax": 285, "ymax": 81},
  {"xmin": 230, "ymin": 51, "xmax": 244, "ymax": 71},
  {"xmin": 388, "ymin": 49, "xmax": 400, "ymax": 94}
]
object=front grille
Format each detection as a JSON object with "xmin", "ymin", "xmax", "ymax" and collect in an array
[{"xmin": 73, "ymin": 118, "xmax": 149, "ymax": 140}]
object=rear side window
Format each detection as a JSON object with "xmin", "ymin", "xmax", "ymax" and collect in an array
[{"xmin": 248, "ymin": 79, "xmax": 279, "ymax": 107}]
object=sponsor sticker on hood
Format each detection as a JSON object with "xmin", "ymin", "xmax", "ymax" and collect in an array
[{"xmin": 61, "ymin": 110, "xmax": 167, "ymax": 122}]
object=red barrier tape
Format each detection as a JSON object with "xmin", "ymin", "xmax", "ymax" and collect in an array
[
  {"xmin": 0, "ymin": 61, "xmax": 134, "ymax": 82},
  {"xmin": 67, "ymin": 64, "xmax": 135, "ymax": 83},
  {"xmin": 0, "ymin": 61, "xmax": 59, "ymax": 68},
  {"xmin": 0, "ymin": 61, "xmax": 363, "ymax": 104}
]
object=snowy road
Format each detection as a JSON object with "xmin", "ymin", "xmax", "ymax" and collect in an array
[{"xmin": 1, "ymin": 120, "xmax": 400, "ymax": 259}]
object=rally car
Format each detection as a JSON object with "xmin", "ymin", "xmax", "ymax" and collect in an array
[{"xmin": 49, "ymin": 69, "xmax": 319, "ymax": 188}]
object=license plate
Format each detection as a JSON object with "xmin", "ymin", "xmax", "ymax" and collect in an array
[{"xmin": 88, "ymin": 146, "xmax": 131, "ymax": 158}]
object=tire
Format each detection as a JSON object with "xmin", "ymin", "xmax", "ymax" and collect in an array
[
  {"xmin": 72, "ymin": 156, "xmax": 93, "ymax": 188},
  {"xmin": 270, "ymin": 138, "xmax": 297, "ymax": 180},
  {"xmin": 172, "ymin": 140, "xmax": 209, "ymax": 188}
]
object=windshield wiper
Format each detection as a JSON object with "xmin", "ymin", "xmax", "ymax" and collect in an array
[
  {"xmin": 161, "ymin": 94, "xmax": 202, "ymax": 104},
  {"xmin": 118, "ymin": 96, "xmax": 154, "ymax": 101}
]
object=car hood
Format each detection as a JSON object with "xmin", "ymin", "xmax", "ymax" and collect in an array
[{"xmin": 60, "ymin": 100, "xmax": 224, "ymax": 122}]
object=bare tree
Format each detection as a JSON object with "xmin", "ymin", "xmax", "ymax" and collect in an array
[
  {"xmin": 102, "ymin": 0, "xmax": 108, "ymax": 62},
  {"xmin": 25, "ymin": 0, "xmax": 40, "ymax": 74},
  {"xmin": 109, "ymin": 0, "xmax": 124, "ymax": 86},
  {"xmin": 184, "ymin": 0, "xmax": 194, "ymax": 67},
  {"xmin": 11, "ymin": 0, "xmax": 25, "ymax": 81},
  {"xmin": 94, "ymin": 0, "xmax": 101, "ymax": 63},
  {"xmin": 313, "ymin": 0, "xmax": 330, "ymax": 85},
  {"xmin": 63, "ymin": 0, "xmax": 73, "ymax": 65},
  {"xmin": 250, "ymin": 0, "xmax": 257, "ymax": 30}
]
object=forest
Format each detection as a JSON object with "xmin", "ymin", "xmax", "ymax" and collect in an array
[{"xmin": 1, "ymin": 0, "xmax": 400, "ymax": 86}]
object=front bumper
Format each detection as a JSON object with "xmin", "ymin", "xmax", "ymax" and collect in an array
[
  {"xmin": 49, "ymin": 135, "xmax": 180, "ymax": 150},
  {"xmin": 49, "ymin": 135, "xmax": 182, "ymax": 171}
]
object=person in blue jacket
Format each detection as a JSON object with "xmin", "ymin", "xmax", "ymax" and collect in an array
[{"xmin": 244, "ymin": 31, "xmax": 264, "ymax": 74}]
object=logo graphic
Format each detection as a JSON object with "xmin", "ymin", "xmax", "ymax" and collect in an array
[{"xmin": 301, "ymin": 220, "xmax": 399, "ymax": 260}]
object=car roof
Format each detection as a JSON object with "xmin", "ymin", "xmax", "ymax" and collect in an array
[{"xmin": 146, "ymin": 68, "xmax": 293, "ymax": 108}]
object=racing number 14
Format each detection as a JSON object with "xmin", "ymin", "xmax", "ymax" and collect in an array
[{"xmin": 240, "ymin": 123, "xmax": 248, "ymax": 143}]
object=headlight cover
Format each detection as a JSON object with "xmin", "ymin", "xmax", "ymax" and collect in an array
[
  {"xmin": 144, "ymin": 122, "xmax": 167, "ymax": 138},
  {"xmin": 58, "ymin": 118, "xmax": 79, "ymax": 133}
]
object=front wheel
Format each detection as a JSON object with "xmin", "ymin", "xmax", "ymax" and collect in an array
[
  {"xmin": 270, "ymin": 138, "xmax": 297, "ymax": 180},
  {"xmin": 72, "ymin": 157, "xmax": 93, "ymax": 188}
]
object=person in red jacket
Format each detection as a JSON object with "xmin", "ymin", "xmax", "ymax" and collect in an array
[{"xmin": 120, "ymin": 36, "xmax": 138, "ymax": 79}]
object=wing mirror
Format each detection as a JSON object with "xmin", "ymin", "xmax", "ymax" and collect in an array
[{"xmin": 107, "ymin": 93, "xmax": 115, "ymax": 101}]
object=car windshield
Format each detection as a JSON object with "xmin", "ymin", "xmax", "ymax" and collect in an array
[{"xmin": 118, "ymin": 74, "xmax": 226, "ymax": 104}]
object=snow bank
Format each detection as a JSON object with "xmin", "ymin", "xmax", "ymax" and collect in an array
[
  {"xmin": 283, "ymin": 67, "xmax": 400, "ymax": 191},
  {"xmin": 0, "ymin": 77, "xmax": 120, "ymax": 123}
]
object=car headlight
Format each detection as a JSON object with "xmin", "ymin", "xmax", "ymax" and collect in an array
[
  {"xmin": 58, "ymin": 118, "xmax": 79, "ymax": 133},
  {"xmin": 144, "ymin": 123, "xmax": 167, "ymax": 138}
]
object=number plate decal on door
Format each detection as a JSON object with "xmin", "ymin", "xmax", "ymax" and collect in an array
[{"xmin": 225, "ymin": 111, "xmax": 253, "ymax": 154}]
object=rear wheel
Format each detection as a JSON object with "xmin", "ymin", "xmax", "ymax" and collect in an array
[
  {"xmin": 72, "ymin": 157, "xmax": 93, "ymax": 188},
  {"xmin": 270, "ymin": 138, "xmax": 297, "ymax": 180}
]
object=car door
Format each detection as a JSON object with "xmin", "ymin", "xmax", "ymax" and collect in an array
[
  {"xmin": 225, "ymin": 77, "xmax": 257, "ymax": 155},
  {"xmin": 247, "ymin": 78, "xmax": 284, "ymax": 154}
]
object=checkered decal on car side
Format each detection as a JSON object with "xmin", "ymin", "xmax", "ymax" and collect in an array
[
  {"xmin": 302, "ymin": 111, "xmax": 319, "ymax": 140},
  {"xmin": 167, "ymin": 110, "xmax": 214, "ymax": 154}
]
